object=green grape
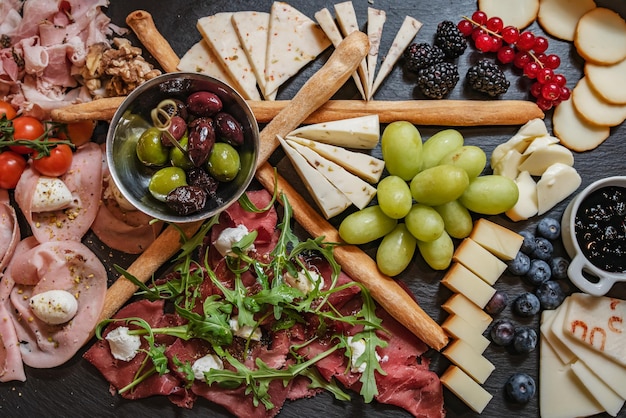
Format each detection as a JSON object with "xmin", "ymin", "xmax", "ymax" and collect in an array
[
  {"xmin": 381, "ymin": 121, "xmax": 423, "ymax": 181},
  {"xmin": 410, "ymin": 165, "xmax": 469, "ymax": 206},
  {"xmin": 169, "ymin": 135, "xmax": 193, "ymax": 170},
  {"xmin": 405, "ymin": 203, "xmax": 445, "ymax": 242},
  {"xmin": 438, "ymin": 145, "xmax": 487, "ymax": 179},
  {"xmin": 459, "ymin": 175, "xmax": 519, "ymax": 215},
  {"xmin": 421, "ymin": 129, "xmax": 464, "ymax": 170},
  {"xmin": 148, "ymin": 166, "xmax": 187, "ymax": 202},
  {"xmin": 136, "ymin": 127, "xmax": 168, "ymax": 166},
  {"xmin": 417, "ymin": 230, "xmax": 454, "ymax": 270},
  {"xmin": 377, "ymin": 175, "xmax": 412, "ymax": 219},
  {"xmin": 434, "ymin": 200, "xmax": 473, "ymax": 239},
  {"xmin": 338, "ymin": 205, "xmax": 397, "ymax": 244},
  {"xmin": 376, "ymin": 224, "xmax": 417, "ymax": 276}
]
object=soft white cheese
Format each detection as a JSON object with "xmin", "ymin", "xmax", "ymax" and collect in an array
[
  {"xmin": 31, "ymin": 177, "xmax": 73, "ymax": 212},
  {"xmin": 214, "ymin": 224, "xmax": 255, "ymax": 257},
  {"xmin": 105, "ymin": 326, "xmax": 142, "ymax": 361},
  {"xmin": 347, "ymin": 336, "xmax": 381, "ymax": 374},
  {"xmin": 284, "ymin": 269, "xmax": 324, "ymax": 294},
  {"xmin": 192, "ymin": 353, "xmax": 224, "ymax": 382},
  {"xmin": 229, "ymin": 316, "xmax": 262, "ymax": 341},
  {"xmin": 29, "ymin": 289, "xmax": 78, "ymax": 325}
]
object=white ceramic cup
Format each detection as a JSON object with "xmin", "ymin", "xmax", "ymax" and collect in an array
[{"xmin": 561, "ymin": 176, "xmax": 626, "ymax": 296}]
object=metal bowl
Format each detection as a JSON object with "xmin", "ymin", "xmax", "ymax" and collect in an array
[{"xmin": 106, "ymin": 72, "xmax": 259, "ymax": 223}]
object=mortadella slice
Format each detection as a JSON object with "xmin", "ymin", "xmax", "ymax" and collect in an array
[{"xmin": 0, "ymin": 189, "xmax": 20, "ymax": 272}]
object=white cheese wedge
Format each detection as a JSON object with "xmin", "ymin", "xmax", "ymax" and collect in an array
[
  {"xmin": 29, "ymin": 290, "xmax": 78, "ymax": 325},
  {"xmin": 443, "ymin": 339, "xmax": 495, "ymax": 384},
  {"xmin": 442, "ymin": 293, "xmax": 493, "ymax": 334},
  {"xmin": 31, "ymin": 176, "xmax": 73, "ymax": 212},
  {"xmin": 197, "ymin": 13, "xmax": 261, "ymax": 100},
  {"xmin": 287, "ymin": 140, "xmax": 376, "ymax": 209},
  {"xmin": 571, "ymin": 360, "xmax": 625, "ymax": 417},
  {"xmin": 441, "ymin": 263, "xmax": 496, "ymax": 309},
  {"xmin": 278, "ymin": 135, "xmax": 351, "ymax": 218},
  {"xmin": 536, "ymin": 162, "xmax": 582, "ymax": 215},
  {"xmin": 314, "ymin": 7, "xmax": 366, "ymax": 100},
  {"xmin": 265, "ymin": 2, "xmax": 331, "ymax": 96},
  {"xmin": 366, "ymin": 7, "xmax": 386, "ymax": 100},
  {"xmin": 287, "ymin": 114, "xmax": 380, "ymax": 149},
  {"xmin": 231, "ymin": 11, "xmax": 277, "ymax": 100},
  {"xmin": 521, "ymin": 134, "xmax": 560, "ymax": 155},
  {"xmin": 334, "ymin": 1, "xmax": 369, "ymax": 99},
  {"xmin": 469, "ymin": 218, "xmax": 524, "ymax": 261},
  {"xmin": 505, "ymin": 170, "xmax": 538, "ymax": 221},
  {"xmin": 490, "ymin": 118, "xmax": 548, "ymax": 167},
  {"xmin": 441, "ymin": 365, "xmax": 493, "ymax": 414},
  {"xmin": 540, "ymin": 307, "xmax": 577, "ymax": 364},
  {"xmin": 442, "ymin": 314, "xmax": 490, "ymax": 354},
  {"xmin": 452, "ymin": 238, "xmax": 507, "ymax": 285},
  {"xmin": 287, "ymin": 136, "xmax": 384, "ymax": 183},
  {"xmin": 177, "ymin": 40, "xmax": 239, "ymax": 89},
  {"xmin": 518, "ymin": 143, "xmax": 575, "ymax": 176},
  {"xmin": 371, "ymin": 15, "xmax": 422, "ymax": 97},
  {"xmin": 491, "ymin": 148, "xmax": 523, "ymax": 179}
]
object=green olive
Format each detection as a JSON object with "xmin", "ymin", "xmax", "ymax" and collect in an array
[
  {"xmin": 148, "ymin": 166, "xmax": 187, "ymax": 201},
  {"xmin": 136, "ymin": 127, "xmax": 168, "ymax": 166},
  {"xmin": 206, "ymin": 142, "xmax": 240, "ymax": 182},
  {"xmin": 169, "ymin": 135, "xmax": 193, "ymax": 170}
]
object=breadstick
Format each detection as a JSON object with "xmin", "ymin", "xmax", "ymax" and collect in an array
[
  {"xmin": 249, "ymin": 99, "xmax": 544, "ymax": 125},
  {"xmin": 50, "ymin": 97, "xmax": 124, "ymax": 123},
  {"xmin": 126, "ymin": 10, "xmax": 180, "ymax": 73}
]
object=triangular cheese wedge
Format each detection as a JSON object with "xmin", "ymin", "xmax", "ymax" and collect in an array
[
  {"xmin": 265, "ymin": 2, "xmax": 331, "ymax": 95},
  {"xmin": 333, "ymin": 1, "xmax": 369, "ymax": 100},
  {"xmin": 366, "ymin": 7, "xmax": 387, "ymax": 99},
  {"xmin": 197, "ymin": 12, "xmax": 261, "ymax": 100},
  {"xmin": 287, "ymin": 114, "xmax": 380, "ymax": 149},
  {"xmin": 287, "ymin": 136, "xmax": 384, "ymax": 183},
  {"xmin": 278, "ymin": 135, "xmax": 351, "ymax": 219},
  {"xmin": 231, "ymin": 11, "xmax": 277, "ymax": 100},
  {"xmin": 177, "ymin": 40, "xmax": 239, "ymax": 88},
  {"xmin": 287, "ymin": 139, "xmax": 376, "ymax": 209},
  {"xmin": 314, "ymin": 7, "xmax": 366, "ymax": 100},
  {"xmin": 371, "ymin": 16, "xmax": 422, "ymax": 97}
]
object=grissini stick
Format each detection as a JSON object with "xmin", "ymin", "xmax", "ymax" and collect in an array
[{"xmin": 126, "ymin": 10, "xmax": 180, "ymax": 73}]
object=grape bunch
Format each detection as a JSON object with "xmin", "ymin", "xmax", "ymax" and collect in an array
[{"xmin": 457, "ymin": 11, "xmax": 570, "ymax": 111}]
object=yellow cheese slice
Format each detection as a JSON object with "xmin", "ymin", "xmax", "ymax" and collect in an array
[
  {"xmin": 505, "ymin": 170, "xmax": 538, "ymax": 222},
  {"xmin": 536, "ymin": 162, "xmax": 582, "ymax": 215},
  {"xmin": 443, "ymin": 339, "xmax": 495, "ymax": 384},
  {"xmin": 442, "ymin": 293, "xmax": 493, "ymax": 334},
  {"xmin": 452, "ymin": 238, "xmax": 507, "ymax": 285},
  {"xmin": 441, "ymin": 365, "xmax": 493, "ymax": 414},
  {"xmin": 441, "ymin": 263, "xmax": 496, "ymax": 308},
  {"xmin": 469, "ymin": 218, "xmax": 523, "ymax": 260},
  {"xmin": 442, "ymin": 314, "xmax": 490, "ymax": 354}
]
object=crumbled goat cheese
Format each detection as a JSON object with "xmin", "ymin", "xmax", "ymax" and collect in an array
[
  {"xmin": 284, "ymin": 269, "xmax": 324, "ymax": 294},
  {"xmin": 192, "ymin": 354, "xmax": 224, "ymax": 382},
  {"xmin": 229, "ymin": 316, "xmax": 262, "ymax": 341},
  {"xmin": 347, "ymin": 336, "xmax": 381, "ymax": 374},
  {"xmin": 214, "ymin": 224, "xmax": 255, "ymax": 257},
  {"xmin": 105, "ymin": 326, "xmax": 142, "ymax": 361}
]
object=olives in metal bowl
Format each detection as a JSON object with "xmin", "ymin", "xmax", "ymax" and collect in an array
[{"xmin": 106, "ymin": 72, "xmax": 259, "ymax": 223}]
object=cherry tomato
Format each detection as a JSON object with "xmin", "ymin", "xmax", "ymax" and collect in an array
[
  {"xmin": 10, "ymin": 116, "xmax": 45, "ymax": 154},
  {"xmin": 32, "ymin": 141, "xmax": 73, "ymax": 177},
  {"xmin": 0, "ymin": 100, "xmax": 17, "ymax": 120},
  {"xmin": 0, "ymin": 151, "xmax": 27, "ymax": 189},
  {"xmin": 58, "ymin": 120, "xmax": 96, "ymax": 146}
]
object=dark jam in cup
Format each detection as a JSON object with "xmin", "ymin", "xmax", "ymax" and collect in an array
[{"xmin": 574, "ymin": 185, "xmax": 626, "ymax": 273}]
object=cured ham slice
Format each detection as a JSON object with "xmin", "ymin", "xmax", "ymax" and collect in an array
[
  {"xmin": 0, "ymin": 190, "xmax": 20, "ymax": 272},
  {"xmin": 0, "ymin": 271, "xmax": 26, "ymax": 382},
  {"xmin": 15, "ymin": 142, "xmax": 102, "ymax": 243}
]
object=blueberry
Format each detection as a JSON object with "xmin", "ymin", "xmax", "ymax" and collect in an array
[
  {"xmin": 531, "ymin": 237, "xmax": 554, "ymax": 260},
  {"xmin": 485, "ymin": 290, "xmax": 509, "ymax": 315},
  {"xmin": 524, "ymin": 259, "xmax": 552, "ymax": 286},
  {"xmin": 518, "ymin": 230, "xmax": 536, "ymax": 255},
  {"xmin": 507, "ymin": 251, "xmax": 531, "ymax": 276},
  {"xmin": 512, "ymin": 292, "xmax": 541, "ymax": 317},
  {"xmin": 536, "ymin": 280, "xmax": 566, "ymax": 310},
  {"xmin": 550, "ymin": 256, "xmax": 570, "ymax": 280},
  {"xmin": 537, "ymin": 217, "xmax": 561, "ymax": 240},
  {"xmin": 512, "ymin": 326, "xmax": 538, "ymax": 354},
  {"xmin": 490, "ymin": 319, "xmax": 515, "ymax": 346},
  {"xmin": 505, "ymin": 372, "xmax": 536, "ymax": 403}
]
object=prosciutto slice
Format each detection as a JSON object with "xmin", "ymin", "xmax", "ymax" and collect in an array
[
  {"xmin": 4, "ymin": 237, "xmax": 107, "ymax": 368},
  {"xmin": 0, "ymin": 190, "xmax": 20, "ymax": 272},
  {"xmin": 15, "ymin": 142, "xmax": 102, "ymax": 243}
]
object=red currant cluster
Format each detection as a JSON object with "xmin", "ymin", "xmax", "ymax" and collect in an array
[{"xmin": 457, "ymin": 11, "xmax": 570, "ymax": 111}]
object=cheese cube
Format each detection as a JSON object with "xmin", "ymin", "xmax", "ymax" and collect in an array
[
  {"xmin": 441, "ymin": 365, "xmax": 493, "ymax": 414},
  {"xmin": 442, "ymin": 314, "xmax": 490, "ymax": 354},
  {"xmin": 453, "ymin": 238, "xmax": 507, "ymax": 285},
  {"xmin": 442, "ymin": 293, "xmax": 493, "ymax": 334},
  {"xmin": 442, "ymin": 263, "xmax": 496, "ymax": 309},
  {"xmin": 443, "ymin": 339, "xmax": 495, "ymax": 384},
  {"xmin": 469, "ymin": 218, "xmax": 524, "ymax": 261}
]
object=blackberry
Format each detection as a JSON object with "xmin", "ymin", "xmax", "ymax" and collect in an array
[
  {"xmin": 416, "ymin": 62, "xmax": 459, "ymax": 99},
  {"xmin": 403, "ymin": 43, "xmax": 445, "ymax": 72},
  {"xmin": 466, "ymin": 60, "xmax": 510, "ymax": 97},
  {"xmin": 434, "ymin": 20, "xmax": 467, "ymax": 59}
]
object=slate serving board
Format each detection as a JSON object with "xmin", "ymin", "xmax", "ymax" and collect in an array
[{"xmin": 2, "ymin": 1, "xmax": 626, "ymax": 417}]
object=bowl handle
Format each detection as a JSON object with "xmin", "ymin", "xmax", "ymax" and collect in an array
[{"xmin": 568, "ymin": 254, "xmax": 617, "ymax": 296}]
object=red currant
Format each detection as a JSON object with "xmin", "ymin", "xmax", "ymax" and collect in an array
[
  {"xmin": 545, "ymin": 54, "xmax": 561, "ymax": 69},
  {"xmin": 472, "ymin": 11, "xmax": 488, "ymax": 25},
  {"xmin": 458, "ymin": 19, "xmax": 474, "ymax": 36},
  {"xmin": 472, "ymin": 27, "xmax": 487, "ymax": 41},
  {"xmin": 536, "ymin": 68, "xmax": 555, "ymax": 84},
  {"xmin": 533, "ymin": 36, "xmax": 549, "ymax": 53},
  {"xmin": 497, "ymin": 46, "xmax": 516, "ymax": 64},
  {"xmin": 475, "ymin": 33, "xmax": 494, "ymax": 52},
  {"xmin": 490, "ymin": 36, "xmax": 503, "ymax": 52},
  {"xmin": 530, "ymin": 81, "xmax": 543, "ymax": 98},
  {"xmin": 524, "ymin": 62, "xmax": 541, "ymax": 79},
  {"xmin": 535, "ymin": 53, "xmax": 548, "ymax": 65},
  {"xmin": 517, "ymin": 31, "xmax": 536, "ymax": 51},
  {"xmin": 536, "ymin": 97, "xmax": 554, "ymax": 111},
  {"xmin": 559, "ymin": 86, "xmax": 571, "ymax": 101},
  {"xmin": 486, "ymin": 17, "xmax": 504, "ymax": 33},
  {"xmin": 541, "ymin": 82, "xmax": 561, "ymax": 101},
  {"xmin": 553, "ymin": 74, "xmax": 567, "ymax": 87},
  {"xmin": 513, "ymin": 51, "xmax": 532, "ymax": 69},
  {"xmin": 501, "ymin": 26, "xmax": 520, "ymax": 44}
]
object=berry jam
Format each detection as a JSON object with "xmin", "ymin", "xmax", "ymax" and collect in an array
[{"xmin": 574, "ymin": 186, "xmax": 626, "ymax": 273}]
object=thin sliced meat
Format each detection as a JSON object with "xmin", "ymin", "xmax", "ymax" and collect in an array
[
  {"xmin": 0, "ymin": 189, "xmax": 20, "ymax": 272},
  {"xmin": 0, "ymin": 266, "xmax": 26, "ymax": 382}
]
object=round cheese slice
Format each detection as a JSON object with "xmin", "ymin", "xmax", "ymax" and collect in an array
[
  {"xmin": 478, "ymin": 0, "xmax": 539, "ymax": 29},
  {"xmin": 537, "ymin": 0, "xmax": 596, "ymax": 41},
  {"xmin": 553, "ymin": 98, "xmax": 610, "ymax": 152},
  {"xmin": 572, "ymin": 77, "xmax": 626, "ymax": 127},
  {"xmin": 585, "ymin": 58, "xmax": 626, "ymax": 105},
  {"xmin": 574, "ymin": 8, "xmax": 626, "ymax": 65}
]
